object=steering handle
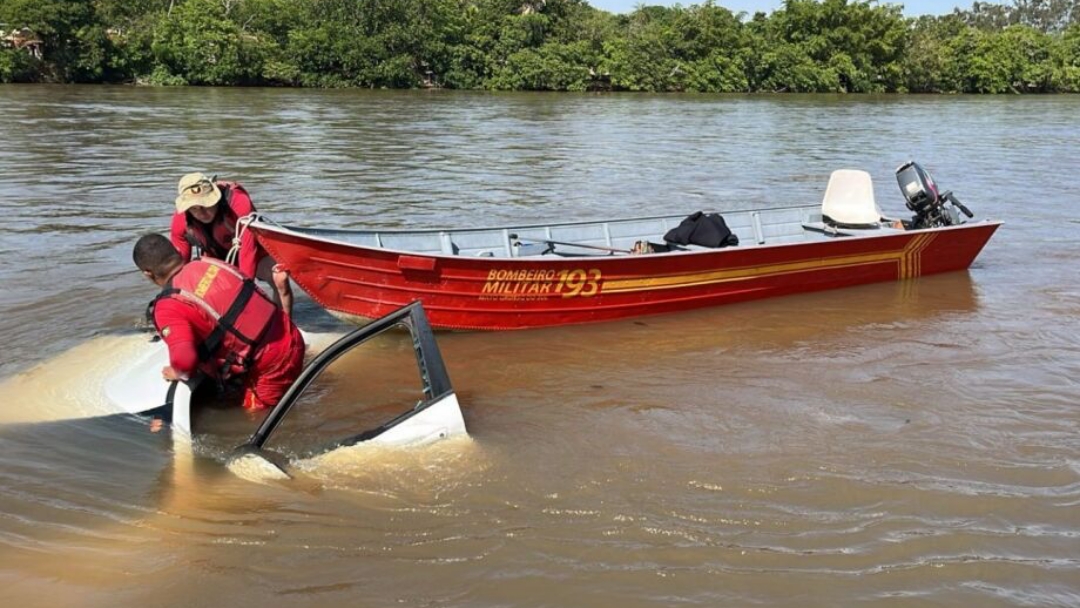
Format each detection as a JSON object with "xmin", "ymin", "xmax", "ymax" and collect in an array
[{"xmin": 944, "ymin": 192, "xmax": 975, "ymax": 218}]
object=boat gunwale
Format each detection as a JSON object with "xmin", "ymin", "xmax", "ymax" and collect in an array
[
  {"xmin": 250, "ymin": 213, "xmax": 1003, "ymax": 262},
  {"xmin": 264, "ymin": 203, "xmax": 820, "ymax": 235}
]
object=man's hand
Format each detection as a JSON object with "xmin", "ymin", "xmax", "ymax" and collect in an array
[
  {"xmin": 162, "ymin": 366, "xmax": 182, "ymax": 381},
  {"xmin": 149, "ymin": 418, "xmax": 164, "ymax": 433}
]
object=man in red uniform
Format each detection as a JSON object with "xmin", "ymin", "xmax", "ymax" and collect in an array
[
  {"xmin": 134, "ymin": 233, "xmax": 305, "ymax": 411},
  {"xmin": 170, "ymin": 172, "xmax": 294, "ymax": 316}
]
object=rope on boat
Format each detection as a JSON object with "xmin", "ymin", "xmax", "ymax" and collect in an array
[{"xmin": 227, "ymin": 213, "xmax": 260, "ymax": 267}]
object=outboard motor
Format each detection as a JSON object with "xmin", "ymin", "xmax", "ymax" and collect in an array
[{"xmin": 895, "ymin": 161, "xmax": 974, "ymax": 229}]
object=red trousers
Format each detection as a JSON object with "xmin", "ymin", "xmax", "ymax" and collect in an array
[{"xmin": 242, "ymin": 320, "xmax": 305, "ymax": 410}]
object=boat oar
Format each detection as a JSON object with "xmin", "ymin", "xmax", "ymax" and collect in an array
[{"xmin": 509, "ymin": 233, "xmax": 630, "ymax": 254}]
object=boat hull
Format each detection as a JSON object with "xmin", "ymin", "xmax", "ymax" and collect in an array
[{"xmin": 252, "ymin": 221, "xmax": 1000, "ymax": 330}]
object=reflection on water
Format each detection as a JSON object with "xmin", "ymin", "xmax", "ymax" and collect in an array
[{"xmin": 0, "ymin": 87, "xmax": 1078, "ymax": 607}]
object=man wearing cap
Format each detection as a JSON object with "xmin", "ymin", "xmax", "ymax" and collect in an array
[
  {"xmin": 170, "ymin": 172, "xmax": 293, "ymax": 316},
  {"xmin": 134, "ymin": 233, "xmax": 306, "ymax": 411}
]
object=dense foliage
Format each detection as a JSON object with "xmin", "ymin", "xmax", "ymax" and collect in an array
[{"xmin": 1, "ymin": 0, "xmax": 1079, "ymax": 92}]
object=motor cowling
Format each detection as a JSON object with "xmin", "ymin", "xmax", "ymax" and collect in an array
[
  {"xmin": 897, "ymin": 161, "xmax": 939, "ymax": 214},
  {"xmin": 895, "ymin": 161, "xmax": 973, "ymax": 229}
]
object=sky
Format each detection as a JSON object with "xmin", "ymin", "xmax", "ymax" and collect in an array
[{"xmin": 586, "ymin": 0, "xmax": 1003, "ymax": 17}]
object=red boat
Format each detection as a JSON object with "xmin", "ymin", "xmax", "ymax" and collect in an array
[{"xmin": 248, "ymin": 163, "xmax": 1000, "ymax": 331}]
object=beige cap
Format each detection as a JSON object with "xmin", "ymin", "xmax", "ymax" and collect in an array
[{"xmin": 175, "ymin": 172, "xmax": 222, "ymax": 213}]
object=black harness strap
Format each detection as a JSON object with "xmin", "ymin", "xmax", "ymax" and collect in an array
[
  {"xmin": 186, "ymin": 212, "xmax": 230, "ymax": 259},
  {"xmin": 147, "ymin": 276, "xmax": 273, "ymax": 372},
  {"xmin": 201, "ymin": 279, "xmax": 253, "ymax": 352},
  {"xmin": 146, "ymin": 284, "xmax": 179, "ymax": 331}
]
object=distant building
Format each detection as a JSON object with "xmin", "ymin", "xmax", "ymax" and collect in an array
[{"xmin": 1, "ymin": 27, "xmax": 43, "ymax": 59}]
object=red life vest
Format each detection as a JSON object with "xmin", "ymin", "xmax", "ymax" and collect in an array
[
  {"xmin": 149, "ymin": 258, "xmax": 278, "ymax": 380},
  {"xmin": 183, "ymin": 182, "xmax": 246, "ymax": 261}
]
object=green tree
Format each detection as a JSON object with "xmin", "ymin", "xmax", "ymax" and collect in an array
[
  {"xmin": 149, "ymin": 0, "xmax": 271, "ymax": 85},
  {"xmin": 0, "ymin": 0, "xmax": 1076, "ymax": 93},
  {"xmin": 955, "ymin": 0, "xmax": 1020, "ymax": 30},
  {"xmin": 668, "ymin": 1, "xmax": 750, "ymax": 91},
  {"xmin": 490, "ymin": 41, "xmax": 593, "ymax": 90},
  {"xmin": 759, "ymin": 0, "xmax": 907, "ymax": 92},
  {"xmin": 952, "ymin": 24, "xmax": 1054, "ymax": 92},
  {"xmin": 903, "ymin": 15, "xmax": 965, "ymax": 92},
  {"xmin": 0, "ymin": 0, "xmax": 116, "ymax": 81},
  {"xmin": 0, "ymin": 46, "xmax": 36, "ymax": 82},
  {"xmin": 603, "ymin": 7, "xmax": 684, "ymax": 91},
  {"xmin": 1012, "ymin": 0, "xmax": 1080, "ymax": 32},
  {"xmin": 1051, "ymin": 22, "xmax": 1080, "ymax": 89}
]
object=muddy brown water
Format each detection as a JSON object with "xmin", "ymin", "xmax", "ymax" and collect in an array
[{"xmin": 0, "ymin": 86, "xmax": 1078, "ymax": 606}]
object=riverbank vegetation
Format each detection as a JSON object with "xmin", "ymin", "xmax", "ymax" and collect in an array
[{"xmin": 1, "ymin": 0, "xmax": 1079, "ymax": 92}]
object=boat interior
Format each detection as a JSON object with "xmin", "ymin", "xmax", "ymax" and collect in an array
[{"xmin": 281, "ymin": 171, "xmax": 909, "ymax": 258}]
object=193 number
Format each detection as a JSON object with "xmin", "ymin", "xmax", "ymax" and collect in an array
[{"xmin": 556, "ymin": 269, "xmax": 601, "ymax": 298}]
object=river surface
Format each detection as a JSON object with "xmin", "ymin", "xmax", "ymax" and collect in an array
[{"xmin": 0, "ymin": 86, "xmax": 1077, "ymax": 607}]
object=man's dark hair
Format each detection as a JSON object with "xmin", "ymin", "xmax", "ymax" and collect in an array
[{"xmin": 133, "ymin": 233, "xmax": 182, "ymax": 275}]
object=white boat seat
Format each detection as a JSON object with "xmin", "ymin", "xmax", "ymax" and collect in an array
[{"xmin": 821, "ymin": 169, "xmax": 884, "ymax": 227}]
